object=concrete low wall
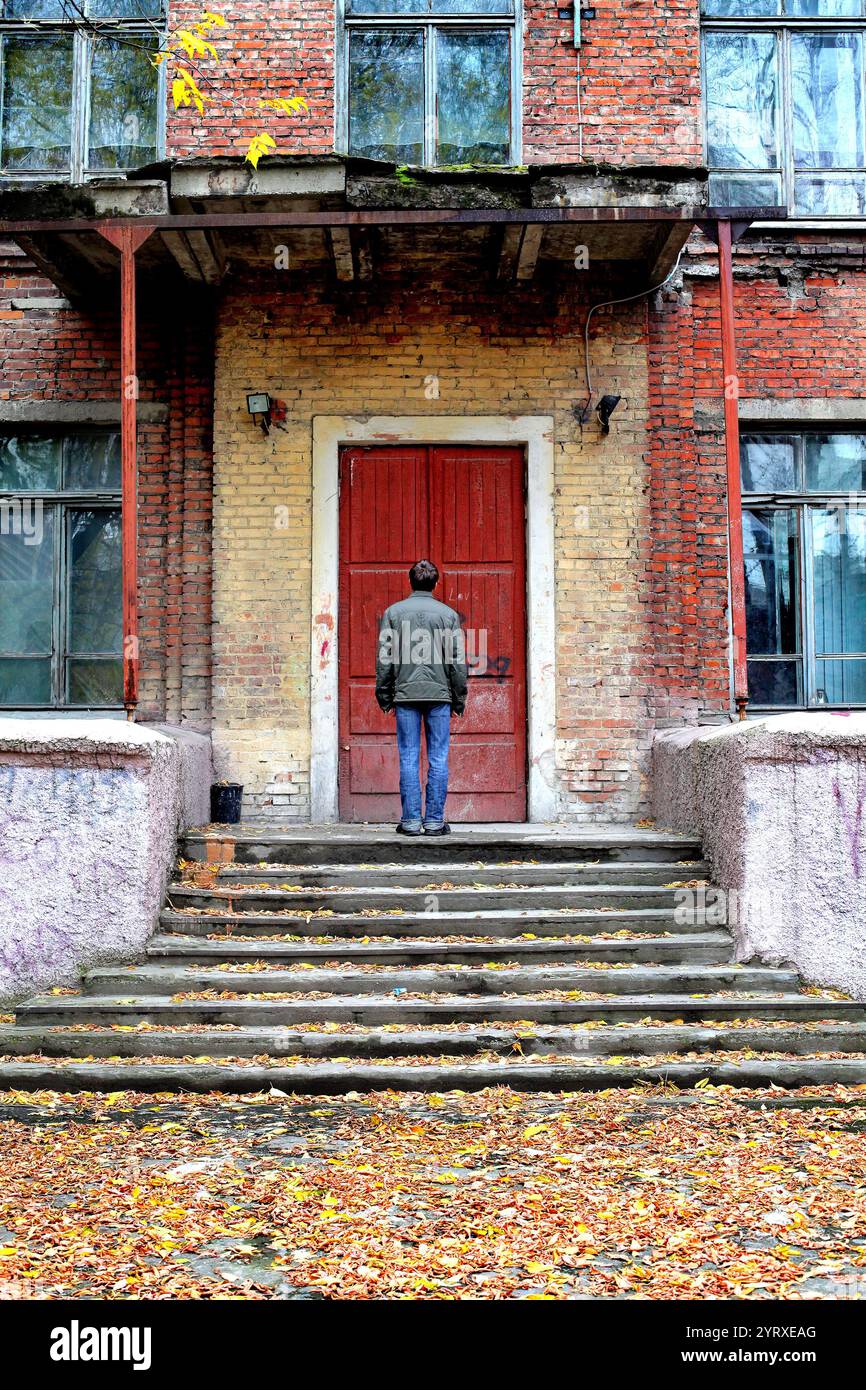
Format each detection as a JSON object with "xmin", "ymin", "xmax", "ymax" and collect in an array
[
  {"xmin": 653, "ymin": 714, "xmax": 866, "ymax": 999},
  {"xmin": 0, "ymin": 720, "xmax": 212, "ymax": 1004}
]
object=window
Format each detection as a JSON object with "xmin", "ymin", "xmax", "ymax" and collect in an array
[
  {"xmin": 341, "ymin": 0, "xmax": 519, "ymax": 166},
  {"xmin": 702, "ymin": 0, "xmax": 866, "ymax": 215},
  {"xmin": 0, "ymin": 1, "xmax": 164, "ymax": 182},
  {"xmin": 0, "ymin": 433, "xmax": 123, "ymax": 708},
  {"xmin": 742, "ymin": 432, "xmax": 866, "ymax": 706}
]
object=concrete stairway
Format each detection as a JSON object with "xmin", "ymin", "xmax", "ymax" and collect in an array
[{"xmin": 3, "ymin": 825, "xmax": 866, "ymax": 1092}]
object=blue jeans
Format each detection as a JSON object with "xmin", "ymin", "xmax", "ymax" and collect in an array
[{"xmin": 395, "ymin": 702, "xmax": 451, "ymax": 830}]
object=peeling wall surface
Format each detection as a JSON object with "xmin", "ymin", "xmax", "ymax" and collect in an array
[
  {"xmin": 0, "ymin": 720, "xmax": 212, "ymax": 1004},
  {"xmin": 653, "ymin": 715, "xmax": 866, "ymax": 1000}
]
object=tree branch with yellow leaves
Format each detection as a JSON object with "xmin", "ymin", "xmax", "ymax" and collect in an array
[{"xmin": 151, "ymin": 10, "xmax": 309, "ymax": 169}]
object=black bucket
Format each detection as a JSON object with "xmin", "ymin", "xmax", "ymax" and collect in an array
[{"xmin": 210, "ymin": 783, "xmax": 243, "ymax": 824}]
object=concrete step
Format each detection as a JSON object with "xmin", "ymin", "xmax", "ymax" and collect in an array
[
  {"xmin": 145, "ymin": 931, "xmax": 733, "ymax": 967},
  {"xmin": 4, "ymin": 1020, "xmax": 865, "ymax": 1060},
  {"xmin": 78, "ymin": 962, "xmax": 796, "ymax": 999},
  {"xmin": 17, "ymin": 990, "xmax": 855, "ymax": 1028},
  {"xmin": 181, "ymin": 827, "xmax": 703, "ymax": 866},
  {"xmin": 189, "ymin": 860, "xmax": 710, "ymax": 888},
  {"xmin": 167, "ymin": 883, "xmax": 692, "ymax": 913},
  {"xmin": 159, "ymin": 907, "xmax": 709, "ymax": 937},
  {"xmin": 3, "ymin": 1055, "xmax": 866, "ymax": 1092}
]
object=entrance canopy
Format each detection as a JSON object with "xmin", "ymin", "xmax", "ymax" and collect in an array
[
  {"xmin": 0, "ymin": 154, "xmax": 751, "ymax": 300},
  {"xmin": 0, "ymin": 156, "xmax": 783, "ymax": 720}
]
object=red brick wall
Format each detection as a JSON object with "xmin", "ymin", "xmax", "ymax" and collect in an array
[
  {"xmin": 166, "ymin": 1, "xmax": 334, "ymax": 161},
  {"xmin": 0, "ymin": 242, "xmax": 213, "ymax": 725},
  {"xmin": 645, "ymin": 274, "xmax": 730, "ymax": 726},
  {"xmin": 523, "ymin": 0, "xmax": 703, "ymax": 165},
  {"xmin": 162, "ymin": 1, "xmax": 702, "ymax": 168},
  {"xmin": 692, "ymin": 242, "xmax": 866, "ymax": 401},
  {"xmin": 646, "ymin": 234, "xmax": 866, "ymax": 728}
]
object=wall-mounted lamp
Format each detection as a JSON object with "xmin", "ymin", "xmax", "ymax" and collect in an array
[
  {"xmin": 574, "ymin": 393, "xmax": 623, "ymax": 432},
  {"xmin": 246, "ymin": 391, "xmax": 272, "ymax": 435},
  {"xmin": 595, "ymin": 394, "xmax": 622, "ymax": 433}
]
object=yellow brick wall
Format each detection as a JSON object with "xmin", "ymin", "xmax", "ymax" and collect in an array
[{"xmin": 212, "ymin": 271, "xmax": 651, "ymax": 821}]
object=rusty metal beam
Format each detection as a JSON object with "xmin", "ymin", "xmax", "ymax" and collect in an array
[
  {"xmin": 96, "ymin": 224, "xmax": 154, "ymax": 719},
  {"xmin": 717, "ymin": 218, "xmax": 749, "ymax": 722},
  {"xmin": 0, "ymin": 206, "xmax": 784, "ymax": 236}
]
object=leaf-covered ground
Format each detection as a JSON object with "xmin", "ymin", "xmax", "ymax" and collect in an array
[{"xmin": 0, "ymin": 1085, "xmax": 865, "ymax": 1300}]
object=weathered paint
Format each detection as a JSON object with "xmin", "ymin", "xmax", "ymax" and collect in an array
[
  {"xmin": 0, "ymin": 720, "xmax": 211, "ymax": 1003},
  {"xmin": 652, "ymin": 716, "xmax": 866, "ymax": 1000},
  {"xmin": 337, "ymin": 444, "xmax": 528, "ymax": 822}
]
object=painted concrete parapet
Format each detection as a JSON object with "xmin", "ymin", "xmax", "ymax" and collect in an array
[
  {"xmin": 653, "ymin": 714, "xmax": 866, "ymax": 1000},
  {"xmin": 0, "ymin": 720, "xmax": 212, "ymax": 1004}
]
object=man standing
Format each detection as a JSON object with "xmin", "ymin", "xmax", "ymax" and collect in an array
[{"xmin": 375, "ymin": 559, "xmax": 468, "ymax": 836}]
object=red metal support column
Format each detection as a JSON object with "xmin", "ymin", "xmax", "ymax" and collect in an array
[
  {"xmin": 717, "ymin": 219, "xmax": 749, "ymax": 721},
  {"xmin": 97, "ymin": 224, "xmax": 153, "ymax": 719}
]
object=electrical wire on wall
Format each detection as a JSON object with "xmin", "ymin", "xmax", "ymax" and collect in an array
[{"xmin": 579, "ymin": 246, "xmax": 687, "ymax": 430}]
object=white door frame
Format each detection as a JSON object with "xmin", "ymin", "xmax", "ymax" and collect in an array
[{"xmin": 310, "ymin": 415, "xmax": 557, "ymax": 822}]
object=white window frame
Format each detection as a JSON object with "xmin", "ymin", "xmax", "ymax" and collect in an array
[
  {"xmin": 703, "ymin": 7, "xmax": 866, "ymax": 217},
  {"xmin": 0, "ymin": 428, "xmax": 123, "ymax": 711},
  {"xmin": 335, "ymin": 0, "xmax": 522, "ymax": 167},
  {"xmin": 741, "ymin": 429, "xmax": 866, "ymax": 709},
  {"xmin": 0, "ymin": 1, "xmax": 166, "ymax": 184}
]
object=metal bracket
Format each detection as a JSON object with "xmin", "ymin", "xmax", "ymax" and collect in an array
[{"xmin": 698, "ymin": 218, "xmax": 753, "ymax": 247}]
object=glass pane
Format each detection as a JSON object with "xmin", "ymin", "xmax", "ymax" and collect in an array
[
  {"xmin": 743, "ymin": 508, "xmax": 801, "ymax": 654},
  {"xmin": 747, "ymin": 659, "xmax": 802, "ymax": 705},
  {"xmin": 794, "ymin": 173, "xmax": 866, "ymax": 216},
  {"xmin": 741, "ymin": 436, "xmax": 797, "ymax": 491},
  {"xmin": 805, "ymin": 435, "xmax": 866, "ymax": 491},
  {"xmin": 435, "ymin": 0, "xmax": 513, "ymax": 9},
  {"xmin": 0, "ymin": 506, "xmax": 54, "ymax": 652},
  {"xmin": 0, "ymin": 436, "xmax": 61, "ymax": 491},
  {"xmin": 0, "ymin": 658, "xmax": 51, "ymax": 705},
  {"xmin": 436, "ymin": 30, "xmax": 510, "ymax": 164},
  {"xmin": 815, "ymin": 658, "xmax": 866, "ymax": 703},
  {"xmin": 708, "ymin": 172, "xmax": 783, "ymax": 208},
  {"xmin": 786, "ymin": 0, "xmax": 863, "ymax": 12},
  {"xmin": 0, "ymin": 35, "xmax": 73, "ymax": 172},
  {"xmin": 811, "ymin": 507, "xmax": 866, "ymax": 655},
  {"xmin": 64, "ymin": 435, "xmax": 122, "ymax": 491},
  {"xmin": 88, "ymin": 0, "xmax": 165, "ymax": 14},
  {"xmin": 349, "ymin": 30, "xmax": 424, "ymax": 162},
  {"xmin": 88, "ymin": 36, "xmax": 160, "ymax": 170},
  {"xmin": 68, "ymin": 658, "xmax": 123, "ymax": 705},
  {"xmin": 701, "ymin": 0, "xmax": 780, "ymax": 11},
  {"xmin": 68, "ymin": 510, "xmax": 122, "ymax": 655},
  {"xmin": 347, "ymin": 0, "xmax": 428, "ymax": 10},
  {"xmin": 4, "ymin": 1, "xmax": 66, "ymax": 15},
  {"xmin": 704, "ymin": 32, "xmax": 779, "ymax": 170},
  {"xmin": 792, "ymin": 33, "xmax": 863, "ymax": 169}
]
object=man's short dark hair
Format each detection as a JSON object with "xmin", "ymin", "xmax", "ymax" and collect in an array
[{"xmin": 409, "ymin": 559, "xmax": 439, "ymax": 591}]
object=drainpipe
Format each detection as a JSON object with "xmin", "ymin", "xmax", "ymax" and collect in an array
[
  {"xmin": 96, "ymin": 224, "xmax": 153, "ymax": 720},
  {"xmin": 717, "ymin": 218, "xmax": 749, "ymax": 721}
]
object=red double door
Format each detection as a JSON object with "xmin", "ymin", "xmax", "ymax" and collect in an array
[{"xmin": 338, "ymin": 445, "xmax": 527, "ymax": 823}]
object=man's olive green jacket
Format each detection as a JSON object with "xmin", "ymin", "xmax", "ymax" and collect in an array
[{"xmin": 375, "ymin": 590, "xmax": 468, "ymax": 715}]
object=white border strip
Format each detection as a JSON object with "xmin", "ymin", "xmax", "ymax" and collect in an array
[{"xmin": 311, "ymin": 415, "xmax": 557, "ymax": 823}]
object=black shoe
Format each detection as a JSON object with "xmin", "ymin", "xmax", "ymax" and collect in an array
[
  {"xmin": 396, "ymin": 823, "xmax": 423, "ymax": 836},
  {"xmin": 423, "ymin": 824, "xmax": 451, "ymax": 836}
]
